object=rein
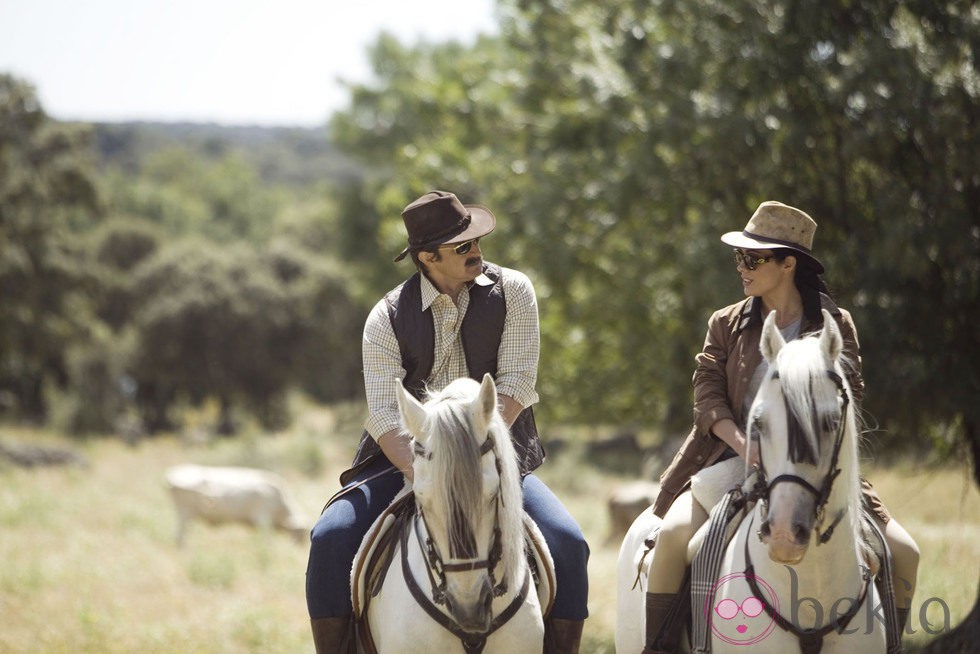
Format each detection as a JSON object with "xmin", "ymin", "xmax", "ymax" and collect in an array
[
  {"xmin": 743, "ymin": 514, "xmax": 872, "ymax": 654},
  {"xmin": 401, "ymin": 517, "xmax": 531, "ymax": 654},
  {"xmin": 412, "ymin": 501, "xmax": 507, "ymax": 604},
  {"xmin": 751, "ymin": 369, "xmax": 850, "ymax": 545}
]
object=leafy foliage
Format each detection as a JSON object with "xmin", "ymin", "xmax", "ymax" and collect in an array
[
  {"xmin": 0, "ymin": 74, "xmax": 102, "ymax": 420},
  {"xmin": 1, "ymin": 1, "xmax": 977, "ymax": 460},
  {"xmin": 330, "ymin": 0, "xmax": 979, "ymax": 457},
  {"xmin": 0, "ymin": 74, "xmax": 368, "ymax": 434}
]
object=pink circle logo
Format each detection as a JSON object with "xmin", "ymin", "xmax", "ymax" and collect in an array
[{"xmin": 706, "ymin": 573, "xmax": 778, "ymax": 645}]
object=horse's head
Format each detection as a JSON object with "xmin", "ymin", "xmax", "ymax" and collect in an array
[
  {"xmin": 396, "ymin": 374, "xmax": 523, "ymax": 634},
  {"xmin": 749, "ymin": 310, "xmax": 858, "ymax": 565}
]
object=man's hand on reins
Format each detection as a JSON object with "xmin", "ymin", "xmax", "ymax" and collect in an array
[{"xmin": 378, "ymin": 429, "xmax": 415, "ymax": 481}]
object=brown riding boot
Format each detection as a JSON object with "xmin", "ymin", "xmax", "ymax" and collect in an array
[
  {"xmin": 643, "ymin": 591, "xmax": 679, "ymax": 653},
  {"xmin": 310, "ymin": 615, "xmax": 351, "ymax": 654},
  {"xmin": 543, "ymin": 617, "xmax": 584, "ymax": 653}
]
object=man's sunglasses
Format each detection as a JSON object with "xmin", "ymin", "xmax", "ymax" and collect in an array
[
  {"xmin": 733, "ymin": 249, "xmax": 775, "ymax": 271},
  {"xmin": 443, "ymin": 237, "xmax": 480, "ymax": 256}
]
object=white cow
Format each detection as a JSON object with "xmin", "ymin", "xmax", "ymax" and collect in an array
[{"xmin": 165, "ymin": 464, "xmax": 308, "ymax": 547}]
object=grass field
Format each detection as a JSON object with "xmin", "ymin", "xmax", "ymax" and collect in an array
[{"xmin": 1, "ymin": 405, "xmax": 977, "ymax": 653}]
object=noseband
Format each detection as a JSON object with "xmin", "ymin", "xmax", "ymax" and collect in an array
[{"xmin": 751, "ymin": 369, "xmax": 850, "ymax": 545}]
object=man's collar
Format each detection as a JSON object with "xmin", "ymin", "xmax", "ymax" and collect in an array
[
  {"xmin": 472, "ymin": 273, "xmax": 494, "ymax": 287},
  {"xmin": 419, "ymin": 272, "xmax": 493, "ymax": 311}
]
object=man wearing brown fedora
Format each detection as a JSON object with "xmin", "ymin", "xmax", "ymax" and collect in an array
[{"xmin": 306, "ymin": 190, "xmax": 589, "ymax": 652}]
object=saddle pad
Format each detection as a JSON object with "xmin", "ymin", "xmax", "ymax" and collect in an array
[
  {"xmin": 352, "ymin": 487, "xmax": 414, "ymax": 617},
  {"xmin": 523, "ymin": 512, "xmax": 557, "ymax": 618},
  {"xmin": 690, "ymin": 488, "xmax": 744, "ymax": 653}
]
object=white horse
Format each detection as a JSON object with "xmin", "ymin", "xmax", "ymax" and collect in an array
[
  {"xmin": 358, "ymin": 374, "xmax": 549, "ymax": 653},
  {"xmin": 618, "ymin": 311, "xmax": 888, "ymax": 653}
]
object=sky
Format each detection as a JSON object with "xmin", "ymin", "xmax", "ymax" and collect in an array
[{"xmin": 0, "ymin": 0, "xmax": 498, "ymax": 127}]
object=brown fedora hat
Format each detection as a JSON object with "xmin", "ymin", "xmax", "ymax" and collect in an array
[
  {"xmin": 721, "ymin": 200, "xmax": 824, "ymax": 273},
  {"xmin": 393, "ymin": 190, "xmax": 496, "ymax": 262}
]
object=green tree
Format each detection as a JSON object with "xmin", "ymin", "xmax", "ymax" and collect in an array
[
  {"xmin": 128, "ymin": 241, "xmax": 290, "ymax": 431},
  {"xmin": 0, "ymin": 74, "xmax": 102, "ymax": 420},
  {"xmin": 128, "ymin": 238, "xmax": 363, "ymax": 432},
  {"xmin": 261, "ymin": 238, "xmax": 365, "ymax": 405},
  {"xmin": 88, "ymin": 217, "xmax": 163, "ymax": 331},
  {"xmin": 332, "ymin": 0, "xmax": 979, "ymax": 456},
  {"xmin": 331, "ymin": 33, "xmax": 527, "ymax": 292},
  {"xmin": 103, "ymin": 147, "xmax": 281, "ymax": 244}
]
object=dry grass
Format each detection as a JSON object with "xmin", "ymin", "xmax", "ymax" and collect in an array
[{"xmin": 0, "ymin": 412, "xmax": 976, "ymax": 653}]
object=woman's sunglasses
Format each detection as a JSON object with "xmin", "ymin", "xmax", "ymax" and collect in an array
[
  {"xmin": 443, "ymin": 238, "xmax": 480, "ymax": 256},
  {"xmin": 733, "ymin": 249, "xmax": 775, "ymax": 271}
]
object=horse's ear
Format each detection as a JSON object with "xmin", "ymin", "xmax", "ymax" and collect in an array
[
  {"xmin": 819, "ymin": 309, "xmax": 843, "ymax": 362},
  {"xmin": 760, "ymin": 310, "xmax": 785, "ymax": 363},
  {"xmin": 396, "ymin": 378, "xmax": 426, "ymax": 437},
  {"xmin": 477, "ymin": 373, "xmax": 498, "ymax": 422}
]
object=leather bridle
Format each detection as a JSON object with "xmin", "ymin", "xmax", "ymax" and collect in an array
[
  {"xmin": 750, "ymin": 368, "xmax": 850, "ymax": 545},
  {"xmin": 412, "ymin": 434, "xmax": 506, "ymax": 601},
  {"xmin": 742, "ymin": 513, "xmax": 873, "ymax": 654},
  {"xmin": 404, "ymin": 433, "xmax": 529, "ymax": 653},
  {"xmin": 739, "ymin": 365, "xmax": 875, "ymax": 653}
]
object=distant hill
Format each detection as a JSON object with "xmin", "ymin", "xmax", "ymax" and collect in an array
[{"xmin": 88, "ymin": 121, "xmax": 361, "ymax": 187}]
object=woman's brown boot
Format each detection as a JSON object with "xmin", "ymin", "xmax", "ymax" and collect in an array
[{"xmin": 643, "ymin": 591, "xmax": 680, "ymax": 653}]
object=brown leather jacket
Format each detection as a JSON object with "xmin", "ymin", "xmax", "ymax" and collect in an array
[{"xmin": 652, "ymin": 294, "xmax": 889, "ymax": 523}]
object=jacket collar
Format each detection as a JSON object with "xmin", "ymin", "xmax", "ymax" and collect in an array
[{"xmin": 736, "ymin": 294, "xmax": 841, "ymax": 335}]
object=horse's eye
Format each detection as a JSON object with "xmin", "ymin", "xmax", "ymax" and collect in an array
[
  {"xmin": 750, "ymin": 416, "xmax": 763, "ymax": 440},
  {"xmin": 821, "ymin": 414, "xmax": 840, "ymax": 433}
]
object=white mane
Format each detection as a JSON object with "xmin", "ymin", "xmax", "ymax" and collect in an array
[
  {"xmin": 767, "ymin": 331, "xmax": 863, "ymax": 546},
  {"xmin": 416, "ymin": 379, "xmax": 525, "ymax": 590}
]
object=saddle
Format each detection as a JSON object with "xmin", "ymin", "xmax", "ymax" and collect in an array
[{"xmin": 351, "ymin": 487, "xmax": 556, "ymax": 652}]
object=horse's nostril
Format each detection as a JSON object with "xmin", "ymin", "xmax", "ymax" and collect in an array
[
  {"xmin": 793, "ymin": 523, "xmax": 811, "ymax": 544},
  {"xmin": 759, "ymin": 521, "xmax": 772, "ymax": 540}
]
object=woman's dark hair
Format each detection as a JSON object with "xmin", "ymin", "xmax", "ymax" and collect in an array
[{"xmin": 772, "ymin": 248, "xmax": 832, "ymax": 321}]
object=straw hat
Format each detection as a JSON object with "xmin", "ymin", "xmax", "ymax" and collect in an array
[{"xmin": 721, "ymin": 201, "xmax": 824, "ymax": 273}]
